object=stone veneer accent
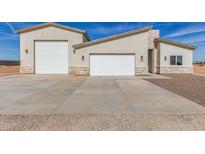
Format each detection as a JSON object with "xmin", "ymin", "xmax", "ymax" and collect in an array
[
  {"xmin": 159, "ymin": 67, "xmax": 193, "ymax": 73},
  {"xmin": 71, "ymin": 66, "xmax": 148, "ymax": 75},
  {"xmin": 69, "ymin": 66, "xmax": 89, "ymax": 75},
  {"xmin": 20, "ymin": 66, "xmax": 34, "ymax": 73},
  {"xmin": 148, "ymin": 30, "xmax": 160, "ymax": 74},
  {"xmin": 135, "ymin": 67, "xmax": 148, "ymax": 74},
  {"xmin": 148, "ymin": 30, "xmax": 160, "ymax": 49}
]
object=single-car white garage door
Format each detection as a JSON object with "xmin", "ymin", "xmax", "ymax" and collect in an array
[
  {"xmin": 35, "ymin": 41, "xmax": 69, "ymax": 74},
  {"xmin": 90, "ymin": 53, "xmax": 135, "ymax": 76}
]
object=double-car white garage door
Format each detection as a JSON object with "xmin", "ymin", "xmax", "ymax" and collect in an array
[
  {"xmin": 90, "ymin": 54, "xmax": 135, "ymax": 76},
  {"xmin": 35, "ymin": 41, "xmax": 68, "ymax": 74}
]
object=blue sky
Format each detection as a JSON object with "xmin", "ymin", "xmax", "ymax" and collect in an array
[{"xmin": 0, "ymin": 22, "xmax": 205, "ymax": 61}]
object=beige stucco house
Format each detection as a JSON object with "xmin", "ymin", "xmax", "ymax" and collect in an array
[{"xmin": 16, "ymin": 22, "xmax": 196, "ymax": 76}]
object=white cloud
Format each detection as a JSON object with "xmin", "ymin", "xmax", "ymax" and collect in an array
[
  {"xmin": 179, "ymin": 34, "xmax": 205, "ymax": 44},
  {"xmin": 164, "ymin": 24, "xmax": 205, "ymax": 38},
  {"xmin": 5, "ymin": 22, "xmax": 16, "ymax": 34},
  {"xmin": 0, "ymin": 31, "xmax": 19, "ymax": 40},
  {"xmin": 86, "ymin": 23, "xmax": 150, "ymax": 36},
  {"xmin": 177, "ymin": 34, "xmax": 205, "ymax": 56},
  {"xmin": 11, "ymin": 22, "xmax": 39, "ymax": 29},
  {"xmin": 0, "ymin": 47, "xmax": 19, "ymax": 52}
]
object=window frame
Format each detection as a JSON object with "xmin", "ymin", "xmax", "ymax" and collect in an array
[
  {"xmin": 140, "ymin": 56, "xmax": 144, "ymax": 62},
  {"xmin": 170, "ymin": 55, "xmax": 176, "ymax": 65},
  {"xmin": 170, "ymin": 55, "xmax": 183, "ymax": 66},
  {"xmin": 176, "ymin": 55, "xmax": 183, "ymax": 65}
]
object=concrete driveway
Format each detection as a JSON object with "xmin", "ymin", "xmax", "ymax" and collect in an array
[{"xmin": 0, "ymin": 74, "xmax": 205, "ymax": 114}]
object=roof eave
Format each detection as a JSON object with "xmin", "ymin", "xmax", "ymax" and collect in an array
[
  {"xmin": 155, "ymin": 38, "xmax": 197, "ymax": 50},
  {"xmin": 16, "ymin": 22, "xmax": 86, "ymax": 35},
  {"xmin": 73, "ymin": 26, "xmax": 152, "ymax": 49}
]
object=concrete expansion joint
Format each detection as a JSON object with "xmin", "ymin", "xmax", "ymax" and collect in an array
[
  {"xmin": 112, "ymin": 79, "xmax": 136, "ymax": 113},
  {"xmin": 51, "ymin": 78, "xmax": 87, "ymax": 113}
]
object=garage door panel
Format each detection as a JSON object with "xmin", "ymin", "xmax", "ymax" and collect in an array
[
  {"xmin": 90, "ymin": 54, "xmax": 135, "ymax": 76},
  {"xmin": 35, "ymin": 41, "xmax": 68, "ymax": 74}
]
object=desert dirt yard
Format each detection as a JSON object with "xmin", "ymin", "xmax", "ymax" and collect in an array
[
  {"xmin": 0, "ymin": 74, "xmax": 205, "ymax": 130},
  {"xmin": 0, "ymin": 66, "xmax": 19, "ymax": 75},
  {"xmin": 193, "ymin": 63, "xmax": 205, "ymax": 75},
  {"xmin": 145, "ymin": 73, "xmax": 205, "ymax": 107}
]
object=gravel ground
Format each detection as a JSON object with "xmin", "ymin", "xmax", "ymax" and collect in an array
[
  {"xmin": 0, "ymin": 114, "xmax": 205, "ymax": 131},
  {"xmin": 145, "ymin": 74, "xmax": 205, "ymax": 107}
]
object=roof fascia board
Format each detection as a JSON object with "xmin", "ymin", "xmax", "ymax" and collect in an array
[
  {"xmin": 73, "ymin": 26, "xmax": 152, "ymax": 49},
  {"xmin": 16, "ymin": 22, "xmax": 90, "ymax": 40},
  {"xmin": 155, "ymin": 38, "xmax": 197, "ymax": 50}
]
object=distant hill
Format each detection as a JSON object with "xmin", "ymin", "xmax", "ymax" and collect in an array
[{"xmin": 0, "ymin": 60, "xmax": 20, "ymax": 66}]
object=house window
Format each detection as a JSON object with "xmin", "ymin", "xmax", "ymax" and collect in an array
[
  {"xmin": 164, "ymin": 56, "xmax": 167, "ymax": 61},
  {"xmin": 140, "ymin": 56, "xmax": 144, "ymax": 62},
  {"xmin": 25, "ymin": 49, "xmax": 28, "ymax": 54},
  {"xmin": 177, "ymin": 56, "xmax": 182, "ymax": 65},
  {"xmin": 82, "ymin": 56, "xmax": 84, "ymax": 61},
  {"xmin": 170, "ymin": 55, "xmax": 183, "ymax": 65},
  {"xmin": 170, "ymin": 56, "xmax": 176, "ymax": 65}
]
